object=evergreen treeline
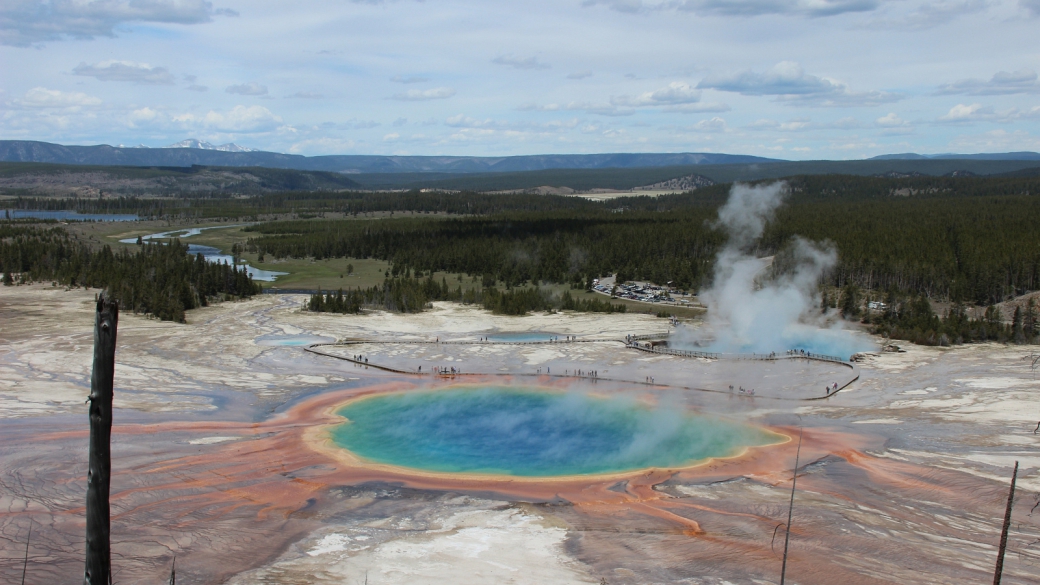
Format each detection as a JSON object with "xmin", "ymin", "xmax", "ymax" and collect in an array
[
  {"xmin": 308, "ymin": 276, "xmax": 473, "ymax": 314},
  {"xmin": 869, "ymin": 295, "xmax": 1037, "ymax": 346},
  {"xmin": 763, "ymin": 190, "xmax": 1040, "ymax": 305},
  {"xmin": 250, "ymin": 211, "xmax": 722, "ymax": 290},
  {"xmin": 1, "ymin": 224, "xmax": 261, "ymax": 322},
  {"xmin": 832, "ymin": 284, "xmax": 1037, "ymax": 346},
  {"xmin": 249, "ymin": 185, "xmax": 1040, "ymax": 305},
  {"xmin": 7, "ymin": 189, "xmax": 601, "ymax": 221},
  {"xmin": 307, "ymin": 277, "xmax": 626, "ymax": 316}
]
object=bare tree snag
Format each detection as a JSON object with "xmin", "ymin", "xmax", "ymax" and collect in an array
[
  {"xmin": 993, "ymin": 460, "xmax": 1019, "ymax": 585},
  {"xmin": 21, "ymin": 520, "xmax": 31, "ymax": 585},
  {"xmin": 84, "ymin": 292, "xmax": 118, "ymax": 585},
  {"xmin": 780, "ymin": 428, "xmax": 803, "ymax": 585}
]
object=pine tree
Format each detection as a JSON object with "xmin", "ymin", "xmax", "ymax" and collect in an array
[
  {"xmin": 1013, "ymin": 306, "xmax": 1025, "ymax": 343},
  {"xmin": 839, "ymin": 284, "xmax": 860, "ymax": 319},
  {"xmin": 1025, "ymin": 298, "xmax": 1038, "ymax": 341}
]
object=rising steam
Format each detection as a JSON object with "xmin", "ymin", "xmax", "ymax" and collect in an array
[{"xmin": 675, "ymin": 182, "xmax": 874, "ymax": 359}]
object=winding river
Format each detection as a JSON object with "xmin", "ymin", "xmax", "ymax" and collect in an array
[{"xmin": 120, "ymin": 226, "xmax": 288, "ymax": 282}]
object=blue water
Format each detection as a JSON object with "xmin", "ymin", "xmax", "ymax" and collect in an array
[
  {"xmin": 4, "ymin": 209, "xmax": 139, "ymax": 222},
  {"xmin": 670, "ymin": 323, "xmax": 877, "ymax": 360},
  {"xmin": 485, "ymin": 332, "xmax": 559, "ymax": 342},
  {"xmin": 116, "ymin": 224, "xmax": 250, "ymax": 244},
  {"xmin": 255, "ymin": 334, "xmax": 333, "ymax": 346},
  {"xmin": 185, "ymin": 244, "xmax": 288, "ymax": 282},
  {"xmin": 331, "ymin": 387, "xmax": 780, "ymax": 477},
  {"xmin": 119, "ymin": 226, "xmax": 287, "ymax": 282}
]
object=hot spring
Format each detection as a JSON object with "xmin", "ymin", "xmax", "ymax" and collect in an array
[
  {"xmin": 329, "ymin": 386, "xmax": 782, "ymax": 477},
  {"xmin": 668, "ymin": 323, "xmax": 877, "ymax": 360}
]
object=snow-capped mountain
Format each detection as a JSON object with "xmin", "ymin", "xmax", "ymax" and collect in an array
[{"xmin": 163, "ymin": 139, "xmax": 256, "ymax": 153}]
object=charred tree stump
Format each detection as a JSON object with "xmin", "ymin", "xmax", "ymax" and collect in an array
[
  {"xmin": 993, "ymin": 460, "xmax": 1019, "ymax": 585},
  {"xmin": 84, "ymin": 293, "xmax": 118, "ymax": 585}
]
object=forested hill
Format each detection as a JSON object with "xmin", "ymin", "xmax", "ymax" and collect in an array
[{"xmin": 0, "ymin": 162, "xmax": 360, "ymax": 196}]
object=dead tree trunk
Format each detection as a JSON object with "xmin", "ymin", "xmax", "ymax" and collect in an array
[
  {"xmin": 993, "ymin": 460, "xmax": 1019, "ymax": 585},
  {"xmin": 84, "ymin": 292, "xmax": 118, "ymax": 585},
  {"xmin": 780, "ymin": 429, "xmax": 803, "ymax": 585}
]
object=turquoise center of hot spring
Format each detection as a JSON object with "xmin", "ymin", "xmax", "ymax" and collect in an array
[{"xmin": 330, "ymin": 387, "xmax": 781, "ymax": 477}]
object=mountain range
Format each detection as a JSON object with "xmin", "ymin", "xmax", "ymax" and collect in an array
[
  {"xmin": 870, "ymin": 152, "xmax": 1040, "ymax": 161},
  {"xmin": 3, "ymin": 139, "xmax": 1039, "ymax": 177},
  {"xmin": 0, "ymin": 140, "xmax": 779, "ymax": 174}
]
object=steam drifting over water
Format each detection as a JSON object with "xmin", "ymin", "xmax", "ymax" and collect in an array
[
  {"xmin": 331, "ymin": 387, "xmax": 779, "ymax": 477},
  {"xmin": 673, "ymin": 182, "xmax": 875, "ymax": 359}
]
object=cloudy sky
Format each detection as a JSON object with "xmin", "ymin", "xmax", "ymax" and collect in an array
[{"xmin": 2, "ymin": 0, "xmax": 1039, "ymax": 159}]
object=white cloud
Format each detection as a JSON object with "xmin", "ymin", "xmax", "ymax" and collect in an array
[
  {"xmin": 875, "ymin": 112, "xmax": 908, "ymax": 126},
  {"xmin": 935, "ymin": 103, "xmax": 1040, "ymax": 124},
  {"xmin": 11, "ymin": 87, "xmax": 102, "ymax": 108},
  {"xmin": 698, "ymin": 61, "xmax": 900, "ymax": 106},
  {"xmin": 1, "ymin": 0, "xmax": 221, "ymax": 47},
  {"xmin": 445, "ymin": 114, "xmax": 496, "ymax": 128},
  {"xmin": 937, "ymin": 69, "xmax": 1040, "ymax": 95},
  {"xmin": 612, "ymin": 82, "xmax": 702, "ymax": 107},
  {"xmin": 520, "ymin": 82, "xmax": 717, "ymax": 117},
  {"xmin": 568, "ymin": 103, "xmax": 634, "ymax": 116},
  {"xmin": 663, "ymin": 102, "xmax": 731, "ymax": 113},
  {"xmin": 567, "ymin": 71, "xmax": 593, "ymax": 80},
  {"xmin": 383, "ymin": 132, "xmax": 400, "ymax": 141},
  {"xmin": 583, "ymin": 0, "xmax": 881, "ymax": 17},
  {"xmin": 391, "ymin": 87, "xmax": 456, "ymax": 101},
  {"xmin": 684, "ymin": 116, "xmax": 728, "ymax": 132},
  {"xmin": 949, "ymin": 128, "xmax": 1040, "ymax": 151},
  {"xmin": 226, "ymin": 82, "xmax": 268, "ymax": 96},
  {"xmin": 862, "ymin": 0, "xmax": 990, "ymax": 30},
  {"xmin": 938, "ymin": 103, "xmax": 993, "ymax": 122},
  {"xmin": 174, "ymin": 105, "xmax": 282, "ymax": 132},
  {"xmin": 72, "ymin": 60, "xmax": 175, "ymax": 84},
  {"xmin": 744, "ymin": 116, "xmax": 862, "ymax": 131},
  {"xmin": 127, "ymin": 106, "xmax": 158, "ymax": 126},
  {"xmin": 492, "ymin": 55, "xmax": 551, "ymax": 70}
]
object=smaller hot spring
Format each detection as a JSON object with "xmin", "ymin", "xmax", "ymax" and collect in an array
[
  {"xmin": 255, "ymin": 334, "xmax": 334, "ymax": 347},
  {"xmin": 669, "ymin": 323, "xmax": 877, "ymax": 360},
  {"xmin": 330, "ymin": 387, "xmax": 781, "ymax": 477},
  {"xmin": 484, "ymin": 332, "xmax": 559, "ymax": 343}
]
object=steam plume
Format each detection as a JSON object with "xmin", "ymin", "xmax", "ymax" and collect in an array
[{"xmin": 679, "ymin": 182, "xmax": 873, "ymax": 358}]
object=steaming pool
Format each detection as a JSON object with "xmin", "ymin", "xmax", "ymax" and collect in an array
[
  {"xmin": 668, "ymin": 323, "xmax": 877, "ymax": 360},
  {"xmin": 329, "ymin": 386, "xmax": 783, "ymax": 477}
]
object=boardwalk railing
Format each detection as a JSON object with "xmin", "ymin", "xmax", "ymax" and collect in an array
[{"xmin": 625, "ymin": 338, "xmax": 848, "ymax": 363}]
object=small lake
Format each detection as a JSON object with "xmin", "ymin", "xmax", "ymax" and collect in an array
[{"xmin": 3, "ymin": 209, "xmax": 139, "ymax": 222}]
